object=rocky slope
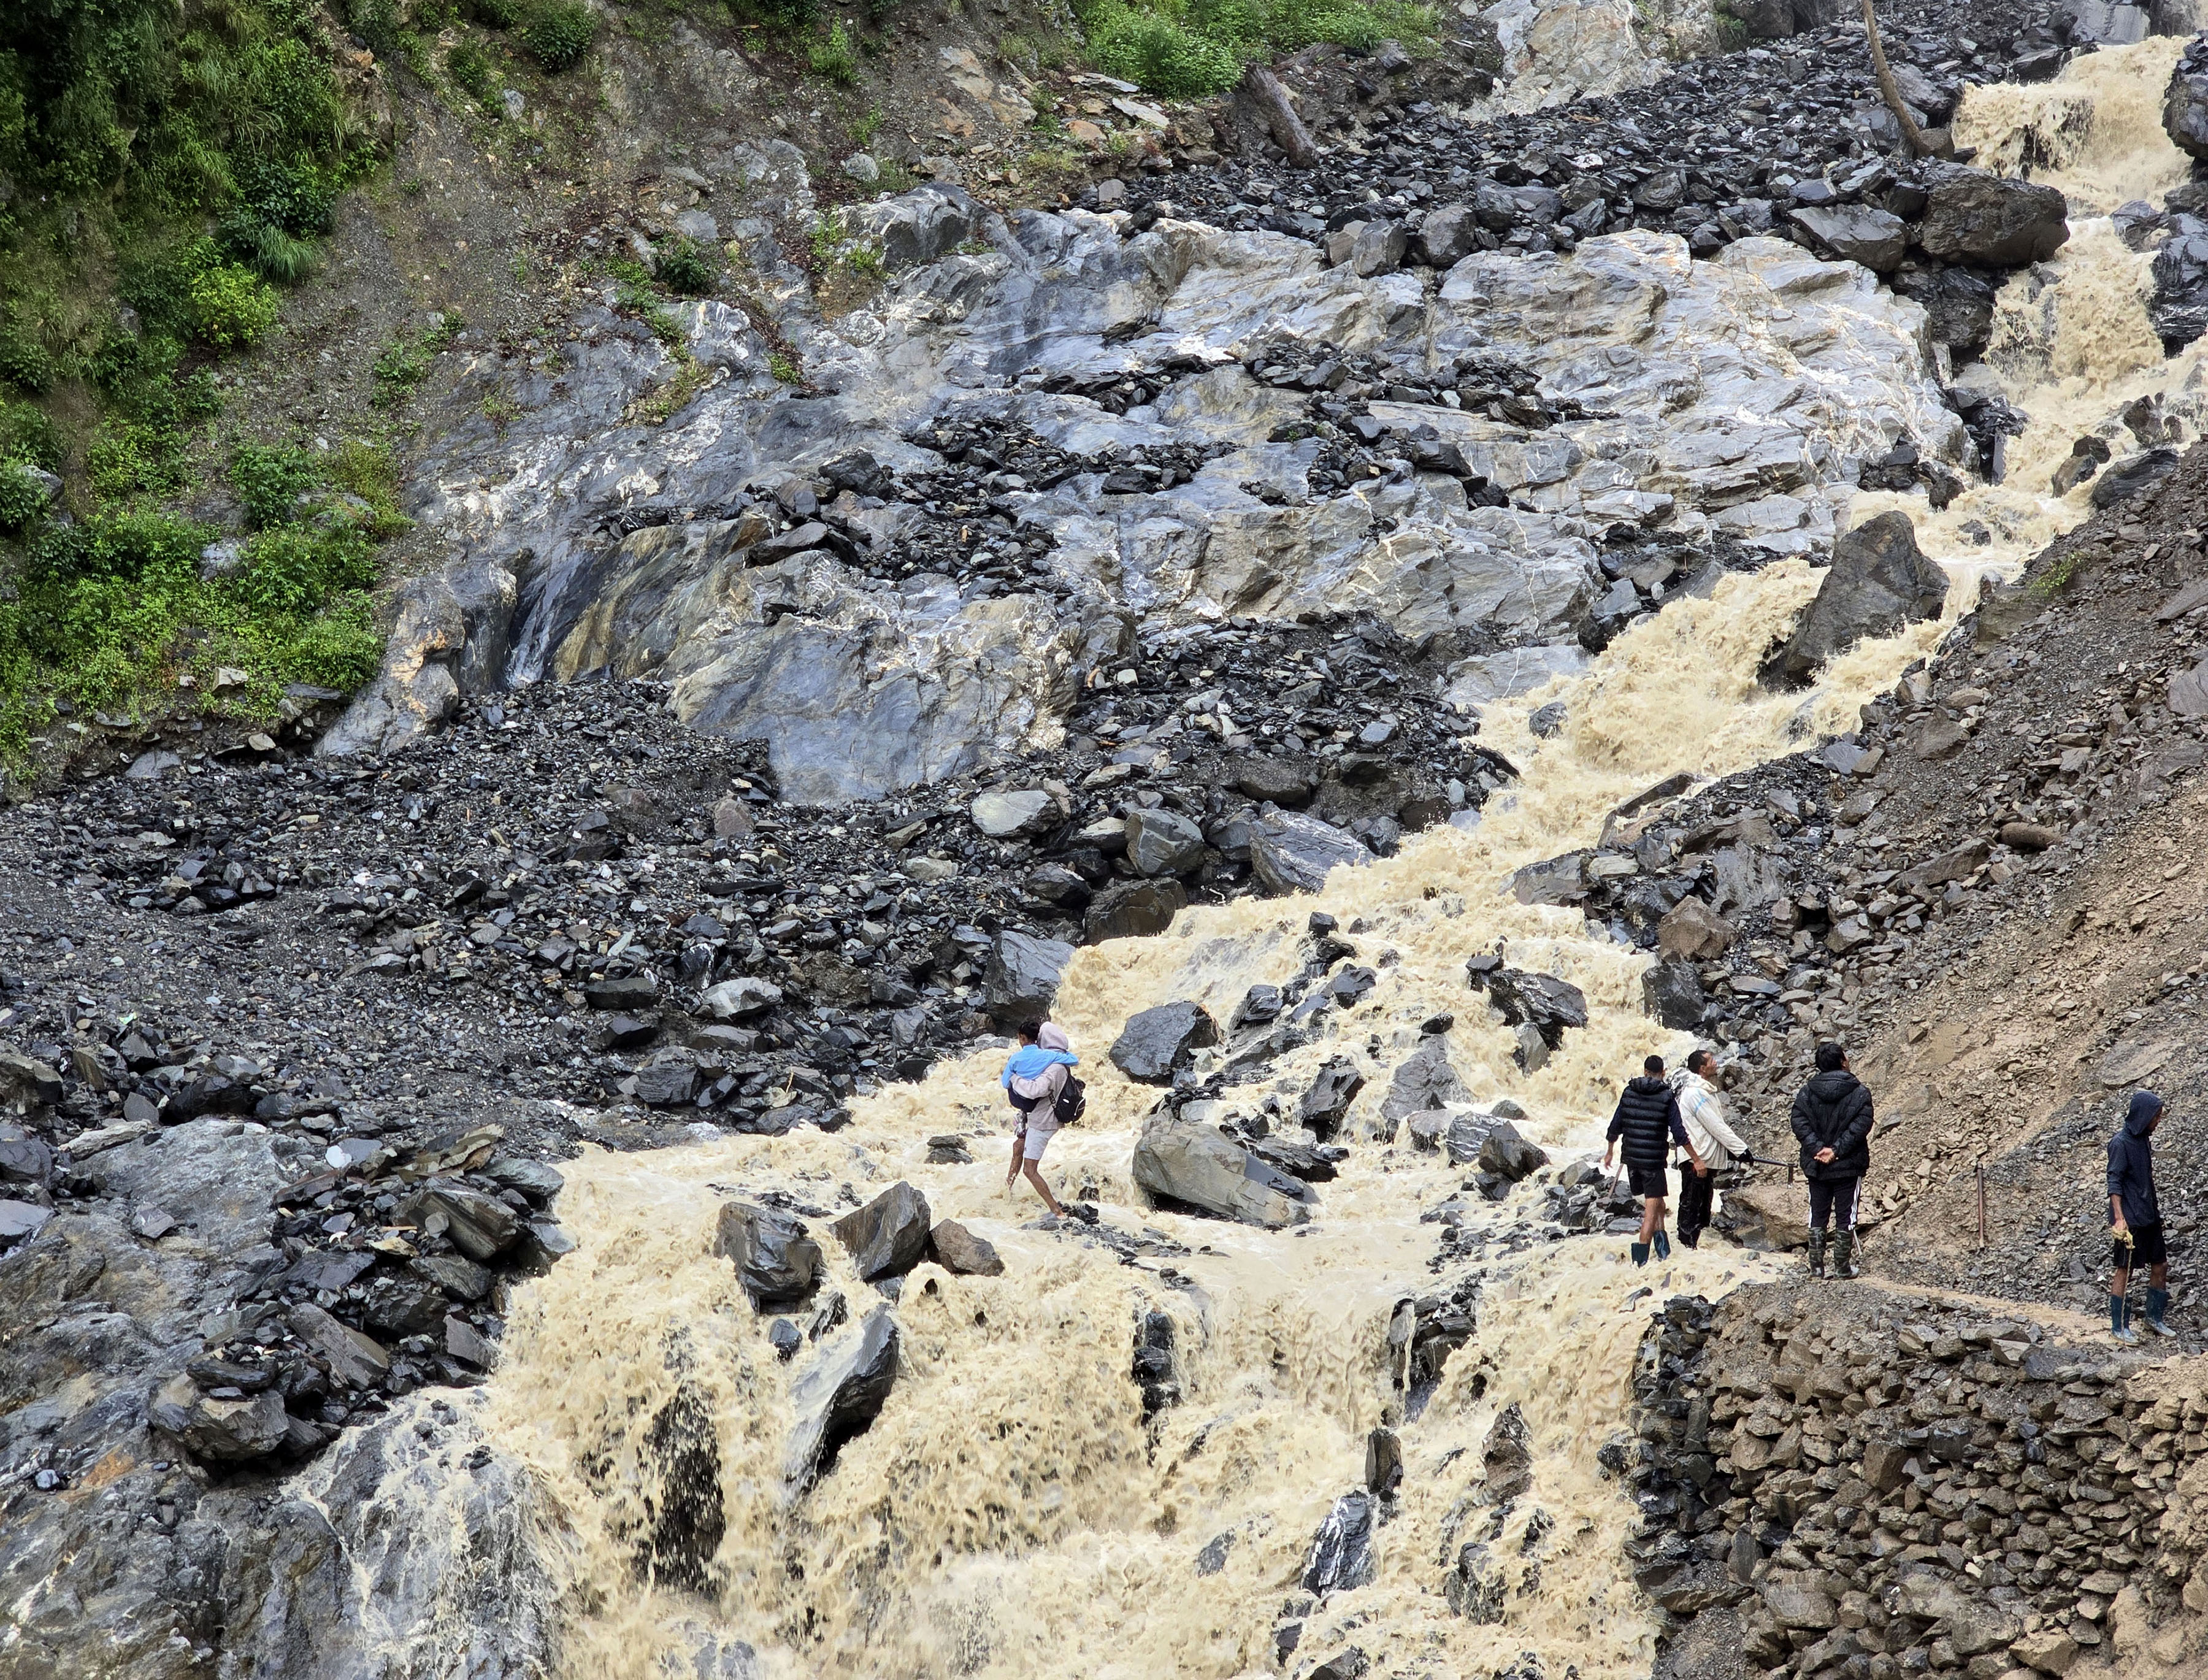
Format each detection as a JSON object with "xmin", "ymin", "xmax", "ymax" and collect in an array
[{"xmin": 9, "ymin": 10, "xmax": 2208, "ymax": 1680}]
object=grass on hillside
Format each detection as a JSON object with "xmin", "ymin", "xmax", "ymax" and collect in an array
[{"xmin": 1076, "ymin": 0, "xmax": 1436, "ymax": 98}]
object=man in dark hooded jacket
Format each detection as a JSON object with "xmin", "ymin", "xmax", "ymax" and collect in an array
[
  {"xmin": 2109, "ymin": 1089, "xmax": 2171, "ymax": 1344},
  {"xmin": 1790, "ymin": 1041, "xmax": 1874, "ymax": 1280},
  {"xmin": 1606, "ymin": 1054, "xmax": 1707, "ymax": 1267}
]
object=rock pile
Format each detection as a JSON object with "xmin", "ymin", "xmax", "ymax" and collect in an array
[{"xmin": 1627, "ymin": 1281, "xmax": 2208, "ymax": 1680}]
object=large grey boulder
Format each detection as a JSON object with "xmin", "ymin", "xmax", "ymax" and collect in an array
[
  {"xmin": 149, "ymin": 1374, "xmax": 290, "ymax": 1462},
  {"xmin": 829, "ymin": 1181, "xmax": 932, "ymax": 1281},
  {"xmin": 1110, "ymin": 1001, "xmax": 1219, "ymax": 1083},
  {"xmin": 1251, "ymin": 811, "xmax": 1371, "ymax": 895},
  {"xmin": 1914, "ymin": 166, "xmax": 2068, "ymax": 267},
  {"xmin": 982, "ymin": 930, "xmax": 1074, "ymax": 1021},
  {"xmin": 1468, "ymin": 964, "xmax": 1589, "ymax": 1049},
  {"xmin": 714, "ymin": 1202, "xmax": 824, "ymax": 1311},
  {"xmin": 2066, "ymin": 0, "xmax": 2149, "ymax": 43},
  {"xmin": 1298, "ymin": 1056, "xmax": 1367, "ymax": 1140},
  {"xmin": 2171, "ymin": 37, "xmax": 2208, "ymax": 161},
  {"xmin": 1381, "ymin": 1037, "xmax": 1466, "ymax": 1126},
  {"xmin": 320, "ymin": 556, "xmax": 516, "ymax": 758},
  {"xmin": 1132, "ymin": 1111, "xmax": 1318, "ymax": 1228},
  {"xmin": 394, "ymin": 1181, "xmax": 521, "ymax": 1261},
  {"xmin": 1790, "ymin": 205, "xmax": 1907, "ymax": 273},
  {"xmin": 1412, "ymin": 202, "xmax": 1479, "ymax": 267},
  {"xmin": 1084, "ymin": 878, "xmax": 1187, "ymax": 942},
  {"xmin": 970, "ymin": 788, "xmax": 1052, "ymax": 838},
  {"xmin": 846, "ymin": 184, "xmax": 978, "ymax": 270},
  {"xmin": 2152, "ymin": 226, "xmax": 2208, "ymax": 352},
  {"xmin": 1125, "ymin": 806, "xmax": 1206, "ymax": 876},
  {"xmin": 784, "ymin": 1306, "xmax": 899, "ymax": 1493},
  {"xmin": 1770, "ymin": 512, "xmax": 1947, "ymax": 685}
]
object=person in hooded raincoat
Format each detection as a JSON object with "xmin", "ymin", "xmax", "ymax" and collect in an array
[{"xmin": 2109, "ymin": 1089, "xmax": 2172, "ymax": 1344}]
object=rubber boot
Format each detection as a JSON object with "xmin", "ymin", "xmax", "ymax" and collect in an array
[
  {"xmin": 1652, "ymin": 1228, "xmax": 1672, "ymax": 1262},
  {"xmin": 2146, "ymin": 1287, "xmax": 2177, "ymax": 1337},
  {"xmin": 1630, "ymin": 1241, "xmax": 1650, "ymax": 1268},
  {"xmin": 1833, "ymin": 1230, "xmax": 1860, "ymax": 1280},
  {"xmin": 2112, "ymin": 1295, "xmax": 2139, "ymax": 1346},
  {"xmin": 1807, "ymin": 1230, "xmax": 1827, "ymax": 1279}
]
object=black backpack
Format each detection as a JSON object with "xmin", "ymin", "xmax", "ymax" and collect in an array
[{"xmin": 1054, "ymin": 1075, "xmax": 1086, "ymax": 1127}]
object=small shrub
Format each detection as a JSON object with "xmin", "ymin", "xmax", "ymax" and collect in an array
[
  {"xmin": 447, "ymin": 40, "xmax": 502, "ymax": 115},
  {"xmin": 186, "ymin": 260, "xmax": 282, "ymax": 350},
  {"xmin": 0, "ymin": 466, "xmax": 50, "ymax": 534},
  {"xmin": 853, "ymin": 105, "xmax": 884, "ymax": 148},
  {"xmin": 327, "ymin": 440, "xmax": 410, "ymax": 537},
  {"xmin": 343, "ymin": 0, "xmax": 409, "ymax": 57},
  {"xmin": 523, "ymin": 0, "xmax": 597, "ymax": 70},
  {"xmin": 219, "ymin": 217, "xmax": 324, "ymax": 284},
  {"xmin": 87, "ymin": 423, "xmax": 188, "ymax": 500},
  {"xmin": 654, "ymin": 237, "xmax": 718, "ymax": 294},
  {"xmin": 1084, "ymin": 6, "xmax": 1240, "ymax": 97},
  {"xmin": 231, "ymin": 442, "xmax": 322, "ymax": 529},
  {"xmin": 28, "ymin": 513, "xmax": 206, "ymax": 586},
  {"xmin": 768, "ymin": 352, "xmax": 800, "ymax": 384},
  {"xmin": 470, "ymin": 0, "xmax": 524, "ymax": 22},
  {"xmin": 234, "ymin": 524, "xmax": 377, "ymax": 617},
  {"xmin": 414, "ymin": 0, "xmax": 462, "ymax": 25},
  {"xmin": 0, "ymin": 331, "xmax": 55, "ymax": 396},
  {"xmin": 737, "ymin": 0, "xmax": 818, "ymax": 28},
  {"xmin": 808, "ymin": 21, "xmax": 857, "ymax": 83},
  {"xmin": 0, "ymin": 404, "xmax": 65, "ymax": 474}
]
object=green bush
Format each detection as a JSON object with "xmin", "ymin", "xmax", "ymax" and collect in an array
[
  {"xmin": 1083, "ymin": 4, "xmax": 1240, "ymax": 95},
  {"xmin": 654, "ymin": 237, "xmax": 718, "ymax": 294},
  {"xmin": 235, "ymin": 524, "xmax": 376, "ymax": 616},
  {"xmin": 0, "ymin": 464, "xmax": 50, "ymax": 534},
  {"xmin": 470, "ymin": 0, "xmax": 524, "ymax": 24},
  {"xmin": 522, "ymin": 1, "xmax": 597, "ymax": 70},
  {"xmin": 808, "ymin": 20, "xmax": 857, "ymax": 82},
  {"xmin": 0, "ymin": 330, "xmax": 54, "ymax": 395},
  {"xmin": 734, "ymin": 0, "xmax": 818, "ymax": 28},
  {"xmin": 448, "ymin": 40, "xmax": 502, "ymax": 114},
  {"xmin": 0, "ymin": 404, "xmax": 64, "ymax": 473},
  {"xmin": 232, "ymin": 441, "xmax": 322, "ymax": 529},
  {"xmin": 186, "ymin": 255, "xmax": 282, "ymax": 349},
  {"xmin": 342, "ymin": 0, "xmax": 409, "ymax": 58},
  {"xmin": 28, "ymin": 511, "xmax": 205, "ymax": 585}
]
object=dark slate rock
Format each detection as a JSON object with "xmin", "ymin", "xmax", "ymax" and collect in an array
[
  {"xmin": 714, "ymin": 1201, "xmax": 824, "ymax": 1311},
  {"xmin": 829, "ymin": 1181, "xmax": 932, "ymax": 1282},
  {"xmin": 1110, "ymin": 1001, "xmax": 1219, "ymax": 1084}
]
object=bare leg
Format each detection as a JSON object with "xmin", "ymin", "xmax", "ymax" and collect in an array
[
  {"xmin": 2152, "ymin": 1262, "xmax": 2169, "ymax": 1291},
  {"xmin": 1639, "ymin": 1199, "xmax": 1661, "ymax": 1243},
  {"xmin": 1022, "ymin": 1158, "xmax": 1065, "ymax": 1218},
  {"xmin": 1006, "ymin": 1132, "xmax": 1024, "ymax": 1194}
]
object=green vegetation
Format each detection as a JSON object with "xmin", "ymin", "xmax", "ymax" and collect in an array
[
  {"xmin": 768, "ymin": 352, "xmax": 801, "ymax": 385},
  {"xmin": 372, "ymin": 310, "xmax": 466, "ymax": 406},
  {"xmin": 447, "ymin": 39, "xmax": 507, "ymax": 119},
  {"xmin": 521, "ymin": 0, "xmax": 598, "ymax": 69},
  {"xmin": 1076, "ymin": 0, "xmax": 1436, "ymax": 96},
  {"xmin": 654, "ymin": 237, "xmax": 719, "ymax": 295},
  {"xmin": 807, "ymin": 21, "xmax": 859, "ymax": 83}
]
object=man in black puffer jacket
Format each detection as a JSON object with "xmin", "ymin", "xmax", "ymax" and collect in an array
[
  {"xmin": 1790, "ymin": 1041, "xmax": 1874, "ymax": 1279},
  {"xmin": 1606, "ymin": 1054, "xmax": 1707, "ymax": 1267}
]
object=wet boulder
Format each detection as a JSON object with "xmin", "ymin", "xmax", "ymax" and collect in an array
[
  {"xmin": 1914, "ymin": 165, "xmax": 2068, "ymax": 267},
  {"xmin": 1482, "ymin": 1400, "xmax": 1535, "ymax": 1502},
  {"xmin": 702, "ymin": 976, "xmax": 783, "ymax": 1019},
  {"xmin": 1299, "ymin": 1055, "xmax": 1367, "ymax": 1140},
  {"xmin": 1790, "ymin": 204, "xmax": 1907, "ymax": 272},
  {"xmin": 784, "ymin": 1306, "xmax": 900, "ymax": 1493},
  {"xmin": 1412, "ymin": 202, "xmax": 1479, "ymax": 267},
  {"xmin": 2171, "ymin": 37, "xmax": 2208, "ymax": 161},
  {"xmin": 149, "ymin": 1374, "xmax": 290, "ymax": 1462},
  {"xmin": 1769, "ymin": 512, "xmax": 1947, "ymax": 685},
  {"xmin": 1641, "ymin": 957, "xmax": 1709, "ymax": 1029},
  {"xmin": 1301, "ymin": 1489, "xmax": 1376, "ymax": 1595},
  {"xmin": 714, "ymin": 1202, "xmax": 824, "ymax": 1311},
  {"xmin": 1125, "ymin": 807, "xmax": 1206, "ymax": 876},
  {"xmin": 1133, "ymin": 1111, "xmax": 1317, "ymax": 1228},
  {"xmin": 830, "ymin": 1182, "xmax": 932, "ymax": 1282},
  {"xmin": 1110, "ymin": 1001, "xmax": 1218, "ymax": 1084},
  {"xmin": 394, "ymin": 1180, "xmax": 521, "ymax": 1261},
  {"xmin": 1469, "ymin": 965, "xmax": 1588, "ymax": 1049},
  {"xmin": 928, "ymin": 1219, "xmax": 1004, "ymax": 1276},
  {"xmin": 1084, "ymin": 878, "xmax": 1187, "ymax": 942},
  {"xmin": 2151, "ymin": 226, "xmax": 2208, "ymax": 353},
  {"xmin": 1380, "ymin": 1038, "xmax": 1465, "ymax": 1130},
  {"xmin": 982, "ymin": 930, "xmax": 1074, "ymax": 1021},
  {"xmin": 1251, "ymin": 811, "xmax": 1371, "ymax": 895},
  {"xmin": 1478, "ymin": 1122, "xmax": 1549, "ymax": 1183}
]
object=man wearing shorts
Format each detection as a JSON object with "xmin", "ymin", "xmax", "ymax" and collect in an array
[
  {"xmin": 1790, "ymin": 1041, "xmax": 1873, "ymax": 1280},
  {"xmin": 2109, "ymin": 1088, "xmax": 2172, "ymax": 1344},
  {"xmin": 1002, "ymin": 1021, "xmax": 1076, "ymax": 1220},
  {"xmin": 1605, "ymin": 1054, "xmax": 1707, "ymax": 1267}
]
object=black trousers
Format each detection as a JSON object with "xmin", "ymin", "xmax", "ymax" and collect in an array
[
  {"xmin": 1809, "ymin": 1176, "xmax": 1861, "ymax": 1233},
  {"xmin": 1677, "ymin": 1167, "xmax": 1715, "ymax": 1248}
]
